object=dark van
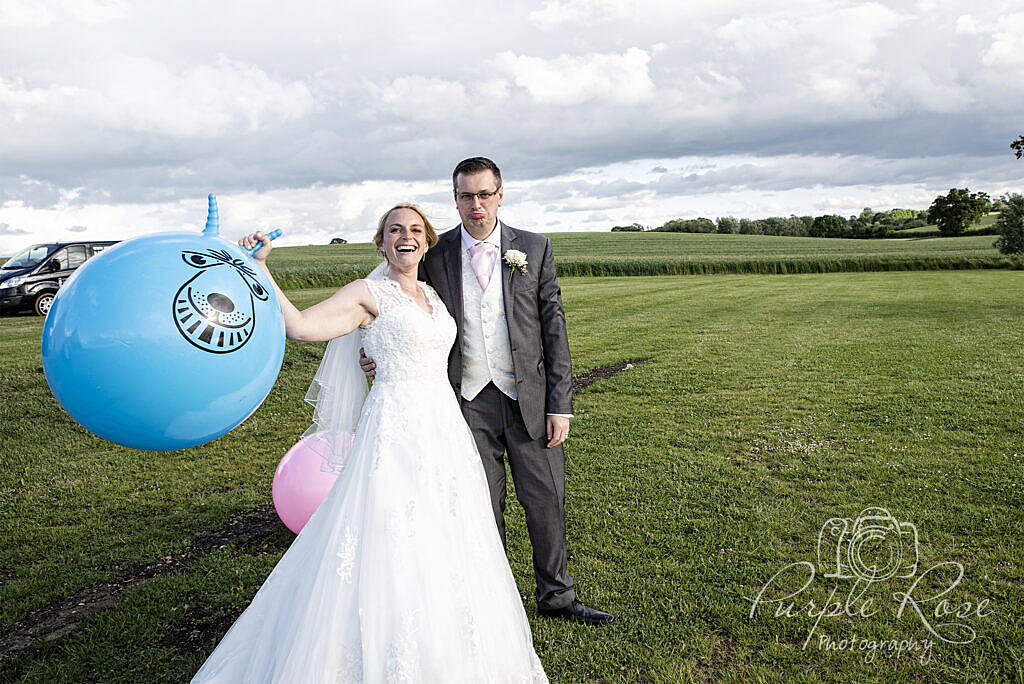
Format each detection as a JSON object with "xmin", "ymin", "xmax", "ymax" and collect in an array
[{"xmin": 0, "ymin": 241, "xmax": 119, "ymax": 316}]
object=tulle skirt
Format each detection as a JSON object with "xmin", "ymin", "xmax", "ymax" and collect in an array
[{"xmin": 192, "ymin": 377, "xmax": 548, "ymax": 683}]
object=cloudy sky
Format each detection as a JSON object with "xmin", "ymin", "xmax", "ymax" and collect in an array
[{"xmin": 1, "ymin": 0, "xmax": 1022, "ymax": 254}]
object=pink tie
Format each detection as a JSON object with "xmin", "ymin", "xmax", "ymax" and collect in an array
[{"xmin": 469, "ymin": 241, "xmax": 497, "ymax": 291}]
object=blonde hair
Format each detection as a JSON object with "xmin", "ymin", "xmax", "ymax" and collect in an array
[{"xmin": 374, "ymin": 203, "xmax": 439, "ymax": 257}]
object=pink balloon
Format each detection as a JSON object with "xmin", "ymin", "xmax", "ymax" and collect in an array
[{"xmin": 272, "ymin": 433, "xmax": 348, "ymax": 534}]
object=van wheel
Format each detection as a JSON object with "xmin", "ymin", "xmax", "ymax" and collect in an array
[{"xmin": 34, "ymin": 292, "xmax": 55, "ymax": 316}]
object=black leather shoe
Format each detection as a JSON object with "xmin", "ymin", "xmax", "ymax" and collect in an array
[{"xmin": 538, "ymin": 600, "xmax": 615, "ymax": 626}]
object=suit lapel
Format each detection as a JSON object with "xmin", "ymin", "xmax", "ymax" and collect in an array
[
  {"xmin": 443, "ymin": 226, "xmax": 464, "ymax": 331},
  {"xmin": 500, "ymin": 221, "xmax": 516, "ymax": 322}
]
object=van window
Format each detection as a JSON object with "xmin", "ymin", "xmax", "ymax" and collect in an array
[
  {"xmin": 67, "ymin": 245, "xmax": 88, "ymax": 268},
  {"xmin": 52, "ymin": 245, "xmax": 88, "ymax": 270},
  {"xmin": 2, "ymin": 244, "xmax": 56, "ymax": 270}
]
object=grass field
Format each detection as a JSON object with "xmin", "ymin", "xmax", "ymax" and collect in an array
[
  {"xmin": 2, "ymin": 270, "xmax": 1022, "ymax": 682},
  {"xmin": 258, "ymin": 231, "xmax": 1020, "ymax": 287}
]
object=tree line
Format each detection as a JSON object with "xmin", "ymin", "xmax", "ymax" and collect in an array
[
  {"xmin": 611, "ymin": 192, "xmax": 1020, "ymax": 252},
  {"xmin": 611, "ymin": 190, "xmax": 1022, "ymax": 254},
  {"xmin": 612, "ymin": 206, "xmax": 941, "ymax": 239}
]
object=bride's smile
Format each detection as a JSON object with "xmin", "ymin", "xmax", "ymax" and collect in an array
[{"xmin": 381, "ymin": 208, "xmax": 429, "ymax": 271}]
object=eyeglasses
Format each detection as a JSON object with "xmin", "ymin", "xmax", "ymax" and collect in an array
[{"xmin": 455, "ymin": 188, "xmax": 501, "ymax": 203}]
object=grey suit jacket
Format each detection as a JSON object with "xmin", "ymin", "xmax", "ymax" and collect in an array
[{"xmin": 420, "ymin": 221, "xmax": 573, "ymax": 440}]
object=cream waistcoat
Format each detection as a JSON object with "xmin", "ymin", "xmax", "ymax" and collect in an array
[{"xmin": 460, "ymin": 244, "xmax": 517, "ymax": 401}]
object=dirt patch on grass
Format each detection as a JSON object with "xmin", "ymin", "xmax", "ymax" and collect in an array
[
  {"xmin": 572, "ymin": 359, "xmax": 646, "ymax": 394},
  {"xmin": 0, "ymin": 505, "xmax": 281, "ymax": 656},
  {"xmin": 0, "ymin": 359, "xmax": 645, "ymax": 656},
  {"xmin": 694, "ymin": 635, "xmax": 735, "ymax": 683},
  {"xmin": 158, "ymin": 606, "xmax": 245, "ymax": 656}
]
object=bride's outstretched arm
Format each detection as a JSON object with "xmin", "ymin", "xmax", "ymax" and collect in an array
[{"xmin": 240, "ymin": 231, "xmax": 376, "ymax": 342}]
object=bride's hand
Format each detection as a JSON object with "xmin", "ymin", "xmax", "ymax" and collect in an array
[{"xmin": 239, "ymin": 231, "xmax": 273, "ymax": 262}]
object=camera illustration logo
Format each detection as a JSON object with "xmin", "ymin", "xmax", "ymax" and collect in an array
[{"xmin": 817, "ymin": 506, "xmax": 919, "ymax": 581}]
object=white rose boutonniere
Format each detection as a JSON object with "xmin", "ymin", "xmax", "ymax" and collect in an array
[{"xmin": 503, "ymin": 249, "xmax": 528, "ymax": 274}]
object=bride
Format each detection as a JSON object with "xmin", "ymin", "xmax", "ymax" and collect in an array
[{"xmin": 191, "ymin": 204, "xmax": 548, "ymax": 682}]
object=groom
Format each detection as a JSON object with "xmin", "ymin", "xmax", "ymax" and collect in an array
[{"xmin": 364, "ymin": 157, "xmax": 613, "ymax": 625}]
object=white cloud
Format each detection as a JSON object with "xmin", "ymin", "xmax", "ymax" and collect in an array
[
  {"xmin": 955, "ymin": 14, "xmax": 978, "ymax": 34},
  {"xmin": 0, "ymin": 0, "xmax": 55, "ymax": 27},
  {"xmin": 62, "ymin": 0, "xmax": 130, "ymax": 25},
  {"xmin": 374, "ymin": 75, "xmax": 469, "ymax": 120},
  {"xmin": 982, "ymin": 12, "xmax": 1024, "ymax": 65},
  {"xmin": 0, "ymin": 221, "xmax": 29, "ymax": 235},
  {"xmin": 493, "ymin": 47, "xmax": 655, "ymax": 105},
  {"xmin": 0, "ymin": 54, "xmax": 314, "ymax": 148},
  {"xmin": 0, "ymin": 0, "xmax": 127, "ymax": 27},
  {"xmin": 714, "ymin": 2, "xmax": 903, "ymax": 60},
  {"xmin": 528, "ymin": 0, "xmax": 636, "ymax": 28},
  {"xmin": 714, "ymin": 3, "xmax": 903, "ymax": 114}
]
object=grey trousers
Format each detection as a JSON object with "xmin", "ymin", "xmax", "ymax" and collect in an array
[{"xmin": 460, "ymin": 382, "xmax": 576, "ymax": 610}]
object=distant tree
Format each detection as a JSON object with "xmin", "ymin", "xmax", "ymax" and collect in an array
[
  {"xmin": 927, "ymin": 188, "xmax": 990, "ymax": 236},
  {"xmin": 330, "ymin": 237, "xmax": 348, "ymax": 244},
  {"xmin": 758, "ymin": 217, "xmax": 782, "ymax": 235},
  {"xmin": 738, "ymin": 218, "xmax": 761, "ymax": 235},
  {"xmin": 846, "ymin": 221, "xmax": 891, "ymax": 239},
  {"xmin": 716, "ymin": 216, "xmax": 739, "ymax": 234},
  {"xmin": 657, "ymin": 219, "xmax": 684, "ymax": 232},
  {"xmin": 692, "ymin": 217, "xmax": 715, "ymax": 233},
  {"xmin": 995, "ymin": 194, "xmax": 1024, "ymax": 255},
  {"xmin": 783, "ymin": 215, "xmax": 810, "ymax": 236},
  {"xmin": 1012, "ymin": 135, "xmax": 1024, "ymax": 159},
  {"xmin": 877, "ymin": 208, "xmax": 928, "ymax": 231},
  {"xmin": 657, "ymin": 217, "xmax": 715, "ymax": 233},
  {"xmin": 873, "ymin": 208, "xmax": 918, "ymax": 231},
  {"xmin": 810, "ymin": 215, "xmax": 846, "ymax": 238},
  {"xmin": 610, "ymin": 223, "xmax": 643, "ymax": 232}
]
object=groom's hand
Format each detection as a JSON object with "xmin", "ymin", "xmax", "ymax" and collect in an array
[
  {"xmin": 359, "ymin": 347, "xmax": 376, "ymax": 380},
  {"xmin": 546, "ymin": 415, "xmax": 569, "ymax": 448}
]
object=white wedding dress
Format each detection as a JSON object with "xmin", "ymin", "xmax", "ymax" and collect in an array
[{"xmin": 192, "ymin": 271, "xmax": 548, "ymax": 683}]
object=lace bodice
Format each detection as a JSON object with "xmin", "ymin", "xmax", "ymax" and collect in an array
[{"xmin": 361, "ymin": 273, "xmax": 455, "ymax": 385}]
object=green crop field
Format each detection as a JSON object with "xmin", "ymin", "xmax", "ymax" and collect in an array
[
  {"xmin": 548, "ymin": 230, "xmax": 1001, "ymax": 258},
  {"xmin": 255, "ymin": 231, "xmax": 1020, "ymax": 288},
  {"xmin": 272, "ymin": 230, "xmax": 1002, "ymax": 264},
  {"xmin": 2, "ymin": 270, "xmax": 1022, "ymax": 682}
]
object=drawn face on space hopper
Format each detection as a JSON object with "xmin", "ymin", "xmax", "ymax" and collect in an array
[
  {"xmin": 174, "ymin": 246, "xmax": 269, "ymax": 353},
  {"xmin": 40, "ymin": 194, "xmax": 286, "ymax": 451}
]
